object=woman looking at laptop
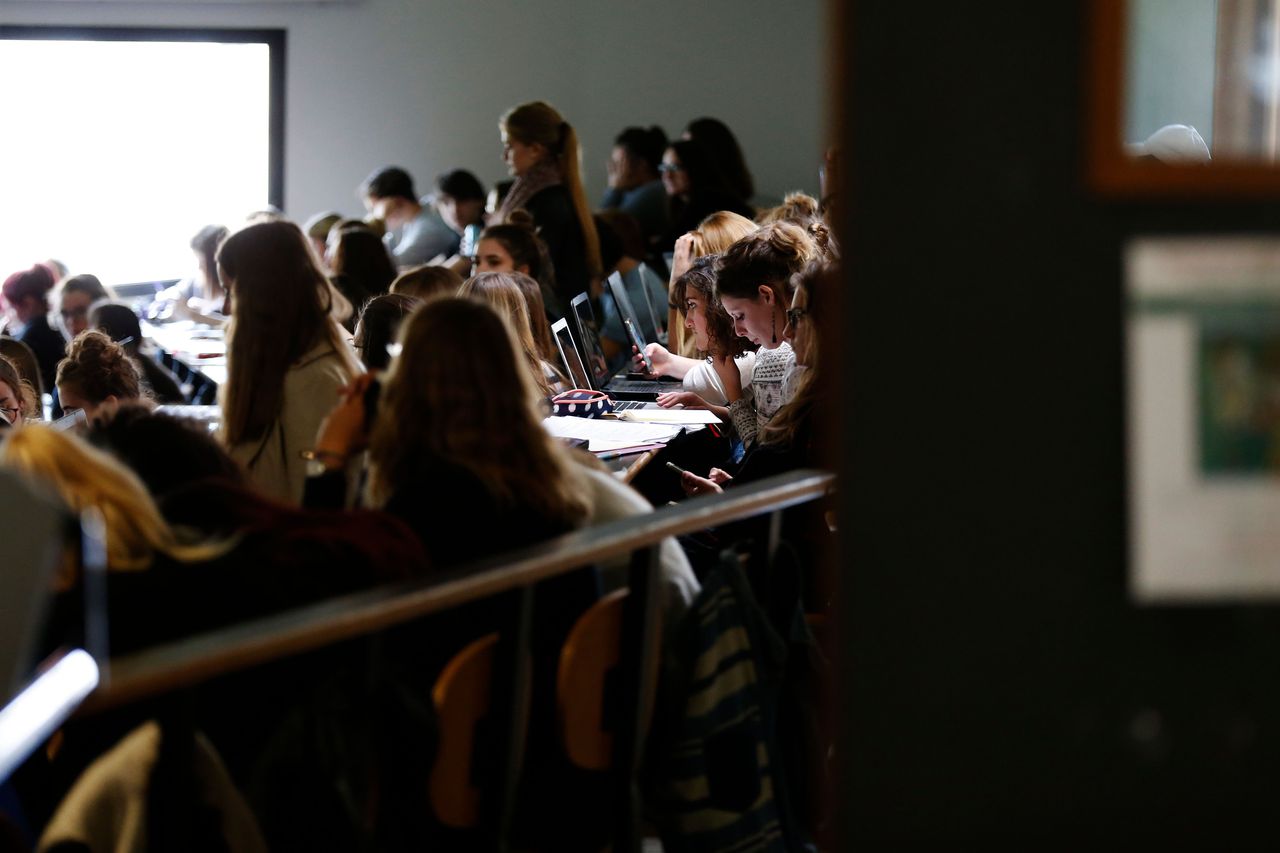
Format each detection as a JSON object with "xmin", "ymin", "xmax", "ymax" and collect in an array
[{"xmin": 635, "ymin": 256, "xmax": 755, "ymax": 414}]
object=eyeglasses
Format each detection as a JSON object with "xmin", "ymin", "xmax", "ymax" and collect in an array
[
  {"xmin": 658, "ymin": 163, "xmax": 685, "ymax": 174},
  {"xmin": 786, "ymin": 307, "xmax": 808, "ymax": 325},
  {"xmin": 0, "ymin": 405, "xmax": 19, "ymax": 423},
  {"xmin": 60, "ymin": 306, "xmax": 89, "ymax": 320}
]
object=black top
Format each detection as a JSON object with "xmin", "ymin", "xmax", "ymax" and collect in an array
[
  {"xmin": 19, "ymin": 314, "xmax": 66, "ymax": 397},
  {"xmin": 525, "ymin": 185, "xmax": 590, "ymax": 314},
  {"xmin": 660, "ymin": 189, "xmax": 758, "ymax": 253}
]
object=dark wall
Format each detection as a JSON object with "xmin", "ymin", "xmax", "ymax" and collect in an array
[{"xmin": 840, "ymin": 1, "xmax": 1280, "ymax": 843}]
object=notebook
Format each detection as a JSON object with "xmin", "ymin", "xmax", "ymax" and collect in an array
[{"xmin": 568, "ymin": 293, "xmax": 677, "ymax": 401}]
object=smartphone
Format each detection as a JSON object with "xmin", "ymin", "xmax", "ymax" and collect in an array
[
  {"xmin": 665, "ymin": 461, "xmax": 688, "ymax": 476},
  {"xmin": 624, "ymin": 317, "xmax": 653, "ymax": 374}
]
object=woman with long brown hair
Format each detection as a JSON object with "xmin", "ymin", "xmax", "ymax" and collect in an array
[
  {"xmin": 217, "ymin": 219, "xmax": 361, "ymax": 504},
  {"xmin": 493, "ymin": 100, "xmax": 601, "ymax": 312}
]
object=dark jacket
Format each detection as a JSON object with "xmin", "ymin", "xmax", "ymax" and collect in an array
[
  {"xmin": 525, "ymin": 185, "xmax": 591, "ymax": 312},
  {"xmin": 19, "ymin": 314, "xmax": 65, "ymax": 397}
]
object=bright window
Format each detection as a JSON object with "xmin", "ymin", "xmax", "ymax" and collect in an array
[{"xmin": 0, "ymin": 28, "xmax": 283, "ymax": 287}]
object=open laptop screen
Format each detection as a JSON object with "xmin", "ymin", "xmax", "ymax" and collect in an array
[
  {"xmin": 552, "ymin": 318, "xmax": 594, "ymax": 391},
  {"xmin": 569, "ymin": 293, "xmax": 612, "ymax": 389}
]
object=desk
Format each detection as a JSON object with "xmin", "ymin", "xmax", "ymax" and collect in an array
[{"xmin": 143, "ymin": 321, "xmax": 227, "ymax": 394}]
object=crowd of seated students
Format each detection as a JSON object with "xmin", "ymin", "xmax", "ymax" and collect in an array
[{"xmin": 0, "ymin": 103, "xmax": 840, "ymax": 849}]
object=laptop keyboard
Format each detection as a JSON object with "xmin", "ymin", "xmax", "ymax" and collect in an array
[{"xmin": 612, "ymin": 400, "xmax": 653, "ymax": 411}]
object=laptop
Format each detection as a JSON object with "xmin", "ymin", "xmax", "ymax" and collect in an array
[
  {"xmin": 554, "ymin": 313, "xmax": 657, "ymax": 411},
  {"xmin": 568, "ymin": 293, "xmax": 677, "ymax": 402},
  {"xmin": 605, "ymin": 269, "xmax": 668, "ymax": 355}
]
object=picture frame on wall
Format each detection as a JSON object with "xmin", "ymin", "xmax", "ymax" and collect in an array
[{"xmin": 1128, "ymin": 235, "xmax": 1280, "ymax": 601}]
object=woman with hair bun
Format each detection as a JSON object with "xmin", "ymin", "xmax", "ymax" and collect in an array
[
  {"xmin": 56, "ymin": 329, "xmax": 146, "ymax": 423},
  {"xmin": 494, "ymin": 100, "xmax": 601, "ymax": 309},
  {"xmin": 712, "ymin": 222, "xmax": 818, "ymax": 448},
  {"xmin": 473, "ymin": 211, "xmax": 561, "ymax": 321}
]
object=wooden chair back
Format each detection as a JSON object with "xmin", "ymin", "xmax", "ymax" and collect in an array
[{"xmin": 429, "ymin": 632, "xmax": 498, "ymax": 828}]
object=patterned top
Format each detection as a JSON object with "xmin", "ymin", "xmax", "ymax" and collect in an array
[{"xmin": 728, "ymin": 342, "xmax": 796, "ymax": 448}]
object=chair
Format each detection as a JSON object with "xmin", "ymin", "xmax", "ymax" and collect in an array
[
  {"xmin": 556, "ymin": 587, "xmax": 661, "ymax": 772},
  {"xmin": 429, "ymin": 632, "xmax": 498, "ymax": 829}
]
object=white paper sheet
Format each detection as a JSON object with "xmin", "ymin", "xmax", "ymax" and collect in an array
[
  {"xmin": 617, "ymin": 409, "xmax": 722, "ymax": 424},
  {"xmin": 542, "ymin": 416, "xmax": 683, "ymax": 451}
]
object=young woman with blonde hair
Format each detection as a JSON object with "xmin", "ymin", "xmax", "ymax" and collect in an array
[
  {"xmin": 217, "ymin": 219, "xmax": 362, "ymax": 504},
  {"xmin": 665, "ymin": 210, "xmax": 757, "ymax": 356},
  {"xmin": 458, "ymin": 272, "xmax": 565, "ymax": 396},
  {"xmin": 494, "ymin": 100, "xmax": 601, "ymax": 309},
  {"xmin": 1, "ymin": 425, "xmax": 227, "ymax": 576}
]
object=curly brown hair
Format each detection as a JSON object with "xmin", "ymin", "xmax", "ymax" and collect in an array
[
  {"xmin": 670, "ymin": 256, "xmax": 752, "ymax": 359},
  {"xmin": 56, "ymin": 330, "xmax": 142, "ymax": 405}
]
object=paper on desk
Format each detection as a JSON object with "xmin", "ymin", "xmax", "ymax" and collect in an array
[
  {"xmin": 617, "ymin": 409, "xmax": 722, "ymax": 425},
  {"xmin": 542, "ymin": 416, "xmax": 683, "ymax": 451}
]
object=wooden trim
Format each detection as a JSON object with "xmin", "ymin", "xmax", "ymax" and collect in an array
[
  {"xmin": 1087, "ymin": 0, "xmax": 1280, "ymax": 197},
  {"xmin": 80, "ymin": 469, "xmax": 834, "ymax": 713}
]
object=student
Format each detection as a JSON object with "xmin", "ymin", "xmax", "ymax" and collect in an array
[
  {"xmin": 89, "ymin": 301, "xmax": 186, "ymax": 404},
  {"xmin": 152, "ymin": 225, "xmax": 230, "ymax": 325},
  {"xmin": 473, "ymin": 212, "xmax": 561, "ymax": 319},
  {"xmin": 433, "ymin": 169, "xmax": 487, "ymax": 250},
  {"xmin": 353, "ymin": 293, "xmax": 421, "ymax": 371},
  {"xmin": 458, "ymin": 272, "xmax": 565, "ymax": 396},
  {"xmin": 217, "ymin": 219, "xmax": 362, "ymax": 505},
  {"xmin": 308, "ymin": 297, "xmax": 696, "ymax": 598},
  {"xmin": 361, "ymin": 166, "xmax": 458, "ymax": 268},
  {"xmin": 53, "ymin": 274, "xmax": 114, "ymax": 340},
  {"xmin": 755, "ymin": 191, "xmax": 822, "ymax": 229},
  {"xmin": 303, "ymin": 210, "xmax": 343, "ymax": 267},
  {"xmin": 600, "ymin": 125, "xmax": 670, "ymax": 244},
  {"xmin": 1, "ymin": 263, "xmax": 65, "ymax": 395},
  {"xmin": 641, "ymin": 256, "xmax": 755, "ymax": 412},
  {"xmin": 56, "ymin": 330, "xmax": 147, "ymax": 423},
  {"xmin": 0, "ymin": 338, "xmax": 43, "ymax": 406},
  {"xmin": 388, "ymin": 264, "xmax": 462, "ymax": 302},
  {"xmin": 658, "ymin": 140, "xmax": 756, "ymax": 256},
  {"xmin": 494, "ymin": 100, "xmax": 602, "ymax": 306},
  {"xmin": 683, "ymin": 116, "xmax": 755, "ymax": 204},
  {"xmin": 328, "ymin": 224, "xmax": 397, "ymax": 329},
  {"xmin": 0, "ymin": 354, "xmax": 39, "ymax": 427},
  {"xmin": 683, "ymin": 260, "xmax": 828, "ymax": 495},
  {"xmin": 712, "ymin": 222, "xmax": 817, "ymax": 449},
  {"xmin": 665, "ymin": 210, "xmax": 757, "ymax": 357}
]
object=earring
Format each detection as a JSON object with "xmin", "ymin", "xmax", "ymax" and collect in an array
[{"xmin": 771, "ymin": 312, "xmax": 777, "ymax": 345}]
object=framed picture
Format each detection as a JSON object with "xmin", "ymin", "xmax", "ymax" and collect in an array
[{"xmin": 1128, "ymin": 236, "xmax": 1280, "ymax": 600}]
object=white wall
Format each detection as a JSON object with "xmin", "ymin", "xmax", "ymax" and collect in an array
[{"xmin": 0, "ymin": 0, "xmax": 826, "ymax": 222}]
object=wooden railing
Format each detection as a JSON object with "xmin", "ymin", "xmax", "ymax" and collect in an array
[{"xmin": 74, "ymin": 468, "xmax": 835, "ymax": 852}]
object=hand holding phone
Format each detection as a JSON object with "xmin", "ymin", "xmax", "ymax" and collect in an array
[{"xmin": 624, "ymin": 318, "xmax": 653, "ymax": 373}]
